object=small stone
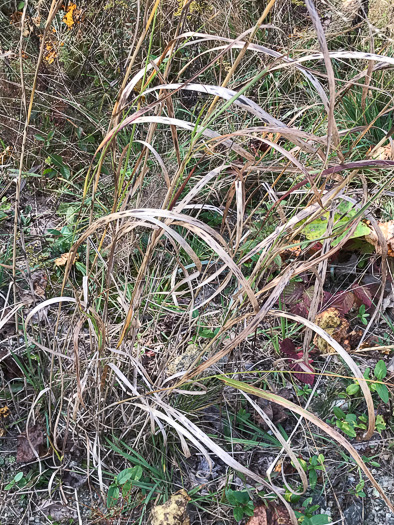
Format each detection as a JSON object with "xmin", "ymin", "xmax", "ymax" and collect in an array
[{"xmin": 343, "ymin": 502, "xmax": 362, "ymax": 525}]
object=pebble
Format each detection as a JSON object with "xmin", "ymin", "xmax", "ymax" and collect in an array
[{"xmin": 343, "ymin": 502, "xmax": 362, "ymax": 525}]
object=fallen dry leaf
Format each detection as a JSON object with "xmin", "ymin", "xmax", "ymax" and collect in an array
[
  {"xmin": 55, "ymin": 252, "xmax": 78, "ymax": 267},
  {"xmin": 44, "ymin": 41, "xmax": 58, "ymax": 64},
  {"xmin": 369, "ymin": 144, "xmax": 394, "ymax": 160},
  {"xmin": 33, "ymin": 272, "xmax": 48, "ymax": 298},
  {"xmin": 150, "ymin": 489, "xmax": 190, "ymax": 525},
  {"xmin": 365, "ymin": 220, "xmax": 394, "ymax": 257},
  {"xmin": 251, "ymin": 392, "xmax": 289, "ymax": 429},
  {"xmin": 17, "ymin": 424, "xmax": 45, "ymax": 463},
  {"xmin": 313, "ymin": 307, "xmax": 349, "ymax": 353},
  {"xmin": 63, "ymin": 2, "xmax": 81, "ymax": 29},
  {"xmin": 268, "ymin": 504, "xmax": 292, "ymax": 525},
  {"xmin": 0, "ymin": 406, "xmax": 10, "ymax": 418},
  {"xmin": 246, "ymin": 505, "xmax": 267, "ymax": 525}
]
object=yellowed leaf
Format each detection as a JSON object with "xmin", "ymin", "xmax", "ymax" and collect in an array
[
  {"xmin": 44, "ymin": 41, "xmax": 58, "ymax": 64},
  {"xmin": 150, "ymin": 490, "xmax": 190, "ymax": 525},
  {"xmin": 0, "ymin": 406, "xmax": 10, "ymax": 418},
  {"xmin": 0, "ymin": 146, "xmax": 12, "ymax": 164},
  {"xmin": 313, "ymin": 307, "xmax": 349, "ymax": 354},
  {"xmin": 63, "ymin": 2, "xmax": 80, "ymax": 29},
  {"xmin": 55, "ymin": 252, "xmax": 78, "ymax": 267}
]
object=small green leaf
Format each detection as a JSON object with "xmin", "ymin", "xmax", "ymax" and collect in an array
[
  {"xmin": 18, "ymin": 2, "xmax": 25, "ymax": 9},
  {"xmin": 346, "ymin": 383, "xmax": 360, "ymax": 396},
  {"xmin": 122, "ymin": 480, "xmax": 132, "ymax": 498},
  {"xmin": 309, "ymin": 469, "xmax": 318, "ymax": 489},
  {"xmin": 298, "ymin": 458, "xmax": 308, "ymax": 471},
  {"xmin": 375, "ymin": 383, "xmax": 389, "ymax": 404},
  {"xmin": 232, "ymin": 491, "xmax": 249, "ymax": 504},
  {"xmin": 14, "ymin": 472, "xmax": 24, "ymax": 482},
  {"xmin": 309, "ymin": 515, "xmax": 332, "ymax": 525},
  {"xmin": 226, "ymin": 490, "xmax": 237, "ymax": 504},
  {"xmin": 131, "ymin": 465, "xmax": 143, "ymax": 481},
  {"xmin": 245, "ymin": 505, "xmax": 255, "ymax": 516},
  {"xmin": 233, "ymin": 506, "xmax": 244, "ymax": 522},
  {"xmin": 374, "ymin": 360, "xmax": 387, "ymax": 381},
  {"xmin": 116, "ymin": 468, "xmax": 133, "ymax": 485},
  {"xmin": 48, "ymin": 229, "xmax": 62, "ymax": 236},
  {"xmin": 333, "ymin": 407, "xmax": 346, "ymax": 420},
  {"xmin": 5, "ymin": 482, "xmax": 14, "ymax": 490},
  {"xmin": 340, "ymin": 422, "xmax": 356, "ymax": 438},
  {"xmin": 107, "ymin": 485, "xmax": 119, "ymax": 508}
]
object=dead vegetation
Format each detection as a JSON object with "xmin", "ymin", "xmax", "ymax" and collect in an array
[{"xmin": 1, "ymin": 0, "xmax": 394, "ymax": 524}]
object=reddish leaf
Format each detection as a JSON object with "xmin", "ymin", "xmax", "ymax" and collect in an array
[
  {"xmin": 17, "ymin": 424, "xmax": 45, "ymax": 463},
  {"xmin": 279, "ymin": 338, "xmax": 297, "ymax": 358},
  {"xmin": 281, "ymin": 281, "xmax": 305, "ymax": 306},
  {"xmin": 292, "ymin": 362, "xmax": 315, "ymax": 385},
  {"xmin": 328, "ymin": 291, "xmax": 355, "ymax": 315},
  {"xmin": 280, "ymin": 339, "xmax": 315, "ymax": 385},
  {"xmin": 282, "ymin": 283, "xmax": 333, "ymax": 317},
  {"xmin": 351, "ymin": 283, "xmax": 374, "ymax": 308}
]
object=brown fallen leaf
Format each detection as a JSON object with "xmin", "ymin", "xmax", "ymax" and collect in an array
[
  {"xmin": 251, "ymin": 390, "xmax": 289, "ymax": 430},
  {"xmin": 0, "ymin": 349, "xmax": 20, "ymax": 378},
  {"xmin": 17, "ymin": 424, "xmax": 45, "ymax": 463},
  {"xmin": 268, "ymin": 504, "xmax": 292, "ymax": 525},
  {"xmin": 150, "ymin": 489, "xmax": 190, "ymax": 525},
  {"xmin": 369, "ymin": 144, "xmax": 394, "ymax": 160},
  {"xmin": 313, "ymin": 307, "xmax": 350, "ymax": 353},
  {"xmin": 246, "ymin": 505, "xmax": 267, "ymax": 525},
  {"xmin": 55, "ymin": 252, "xmax": 78, "ymax": 267},
  {"xmin": 33, "ymin": 272, "xmax": 48, "ymax": 298},
  {"xmin": 365, "ymin": 220, "xmax": 394, "ymax": 257}
]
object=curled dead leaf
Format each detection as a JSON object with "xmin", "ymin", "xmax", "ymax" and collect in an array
[
  {"xmin": 150, "ymin": 490, "xmax": 190, "ymax": 525},
  {"xmin": 313, "ymin": 307, "xmax": 349, "ymax": 353},
  {"xmin": 365, "ymin": 220, "xmax": 394, "ymax": 257},
  {"xmin": 55, "ymin": 252, "xmax": 78, "ymax": 267},
  {"xmin": 369, "ymin": 144, "xmax": 394, "ymax": 161}
]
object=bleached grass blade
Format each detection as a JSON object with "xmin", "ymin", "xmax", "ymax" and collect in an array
[
  {"xmin": 269, "ymin": 310, "xmax": 375, "ymax": 438},
  {"xmin": 241, "ymin": 391, "xmax": 308, "ymax": 495},
  {"xmin": 72, "ymin": 208, "xmax": 258, "ymax": 310},
  {"xmin": 25, "ymin": 297, "xmax": 78, "ymax": 327},
  {"xmin": 144, "ymin": 83, "xmax": 317, "ymax": 153},
  {"xmin": 99, "ymin": 116, "xmax": 254, "ymax": 160},
  {"xmin": 222, "ymin": 378, "xmax": 394, "ymax": 514},
  {"xmin": 152, "ymin": 400, "xmax": 298, "ymax": 525}
]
